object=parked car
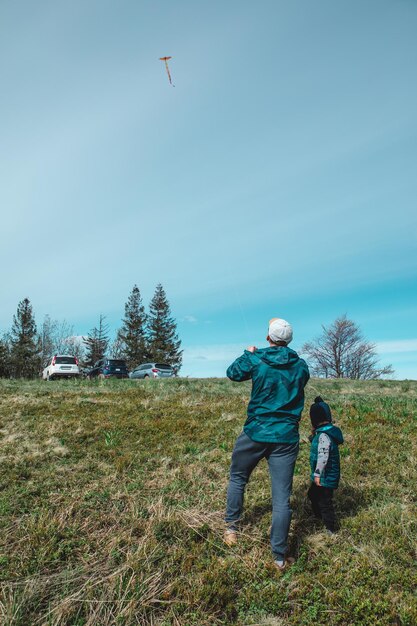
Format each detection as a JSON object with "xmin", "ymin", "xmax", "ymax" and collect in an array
[
  {"xmin": 129, "ymin": 363, "xmax": 175, "ymax": 379},
  {"xmin": 86, "ymin": 358, "xmax": 129, "ymax": 379},
  {"xmin": 42, "ymin": 355, "xmax": 80, "ymax": 380}
]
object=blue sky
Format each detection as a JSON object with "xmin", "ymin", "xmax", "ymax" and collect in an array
[{"xmin": 1, "ymin": 0, "xmax": 416, "ymax": 378}]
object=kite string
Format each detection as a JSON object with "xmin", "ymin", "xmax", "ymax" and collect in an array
[
  {"xmin": 225, "ymin": 261, "xmax": 251, "ymax": 345},
  {"xmin": 234, "ymin": 284, "xmax": 251, "ymax": 346}
]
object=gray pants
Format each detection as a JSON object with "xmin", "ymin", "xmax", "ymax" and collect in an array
[{"xmin": 225, "ymin": 431, "xmax": 299, "ymax": 559}]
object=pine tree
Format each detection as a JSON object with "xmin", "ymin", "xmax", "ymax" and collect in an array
[
  {"xmin": 0, "ymin": 334, "xmax": 11, "ymax": 378},
  {"xmin": 83, "ymin": 315, "xmax": 109, "ymax": 366},
  {"xmin": 117, "ymin": 285, "xmax": 147, "ymax": 368},
  {"xmin": 147, "ymin": 284, "xmax": 182, "ymax": 372},
  {"xmin": 110, "ymin": 332, "xmax": 126, "ymax": 359},
  {"xmin": 10, "ymin": 298, "xmax": 41, "ymax": 378}
]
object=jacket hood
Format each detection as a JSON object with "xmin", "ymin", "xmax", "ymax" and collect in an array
[
  {"xmin": 249, "ymin": 346, "xmax": 301, "ymax": 369},
  {"xmin": 316, "ymin": 423, "xmax": 344, "ymax": 445}
]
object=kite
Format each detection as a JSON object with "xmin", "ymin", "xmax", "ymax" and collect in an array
[{"xmin": 159, "ymin": 56, "xmax": 174, "ymax": 86}]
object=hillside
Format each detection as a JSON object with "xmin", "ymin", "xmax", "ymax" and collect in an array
[{"xmin": 0, "ymin": 378, "xmax": 416, "ymax": 625}]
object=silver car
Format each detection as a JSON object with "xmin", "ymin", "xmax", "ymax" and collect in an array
[{"xmin": 129, "ymin": 363, "xmax": 174, "ymax": 379}]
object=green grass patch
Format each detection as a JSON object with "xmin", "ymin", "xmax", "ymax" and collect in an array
[{"xmin": 0, "ymin": 377, "xmax": 416, "ymax": 624}]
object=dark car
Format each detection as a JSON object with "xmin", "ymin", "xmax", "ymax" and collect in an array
[{"xmin": 86, "ymin": 358, "xmax": 129, "ymax": 379}]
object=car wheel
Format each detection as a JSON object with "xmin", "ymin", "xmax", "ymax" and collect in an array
[
  {"xmin": 98, "ymin": 373, "xmax": 105, "ymax": 380},
  {"xmin": 144, "ymin": 374, "xmax": 149, "ymax": 379}
]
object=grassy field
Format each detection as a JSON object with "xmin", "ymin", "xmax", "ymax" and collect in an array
[{"xmin": 0, "ymin": 377, "xmax": 416, "ymax": 626}]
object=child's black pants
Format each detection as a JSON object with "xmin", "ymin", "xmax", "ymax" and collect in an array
[{"xmin": 307, "ymin": 482, "xmax": 336, "ymax": 532}]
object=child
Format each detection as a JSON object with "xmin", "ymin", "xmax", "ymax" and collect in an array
[{"xmin": 308, "ymin": 396, "xmax": 344, "ymax": 534}]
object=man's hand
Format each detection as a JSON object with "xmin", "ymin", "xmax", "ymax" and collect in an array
[
  {"xmin": 314, "ymin": 476, "xmax": 321, "ymax": 487},
  {"xmin": 246, "ymin": 346, "xmax": 257, "ymax": 353}
]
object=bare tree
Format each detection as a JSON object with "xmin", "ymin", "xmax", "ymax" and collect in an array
[
  {"xmin": 52, "ymin": 320, "xmax": 74, "ymax": 354},
  {"xmin": 63, "ymin": 335, "xmax": 86, "ymax": 362},
  {"xmin": 302, "ymin": 315, "xmax": 394, "ymax": 380},
  {"xmin": 40, "ymin": 316, "xmax": 76, "ymax": 364},
  {"xmin": 40, "ymin": 315, "xmax": 57, "ymax": 365}
]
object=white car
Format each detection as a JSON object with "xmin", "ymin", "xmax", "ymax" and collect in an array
[{"xmin": 42, "ymin": 355, "xmax": 80, "ymax": 380}]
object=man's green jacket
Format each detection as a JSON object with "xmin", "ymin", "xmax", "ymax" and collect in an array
[{"xmin": 227, "ymin": 347, "xmax": 310, "ymax": 444}]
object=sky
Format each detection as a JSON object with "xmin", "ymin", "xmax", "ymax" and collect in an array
[{"xmin": 1, "ymin": 0, "xmax": 416, "ymax": 378}]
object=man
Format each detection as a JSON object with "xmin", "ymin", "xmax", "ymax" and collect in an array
[{"xmin": 224, "ymin": 318, "xmax": 310, "ymax": 570}]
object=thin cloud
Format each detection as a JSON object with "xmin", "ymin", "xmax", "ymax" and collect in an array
[{"xmin": 376, "ymin": 339, "xmax": 417, "ymax": 354}]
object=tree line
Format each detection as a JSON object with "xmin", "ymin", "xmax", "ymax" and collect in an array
[
  {"xmin": 0, "ymin": 283, "xmax": 182, "ymax": 378},
  {"xmin": 0, "ymin": 293, "xmax": 393, "ymax": 381}
]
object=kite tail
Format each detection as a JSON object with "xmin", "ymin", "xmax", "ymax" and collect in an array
[{"xmin": 165, "ymin": 61, "xmax": 174, "ymax": 87}]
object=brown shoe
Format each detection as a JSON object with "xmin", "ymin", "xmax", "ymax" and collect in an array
[
  {"xmin": 274, "ymin": 556, "xmax": 295, "ymax": 571},
  {"xmin": 223, "ymin": 529, "xmax": 238, "ymax": 546}
]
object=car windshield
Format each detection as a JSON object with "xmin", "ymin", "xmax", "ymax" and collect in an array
[
  {"xmin": 55, "ymin": 356, "xmax": 77, "ymax": 364},
  {"xmin": 155, "ymin": 364, "xmax": 172, "ymax": 370},
  {"xmin": 107, "ymin": 360, "xmax": 127, "ymax": 367}
]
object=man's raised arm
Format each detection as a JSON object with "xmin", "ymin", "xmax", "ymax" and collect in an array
[{"xmin": 226, "ymin": 346, "xmax": 257, "ymax": 381}]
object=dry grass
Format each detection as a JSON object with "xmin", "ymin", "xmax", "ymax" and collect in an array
[{"xmin": 0, "ymin": 377, "xmax": 416, "ymax": 625}]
